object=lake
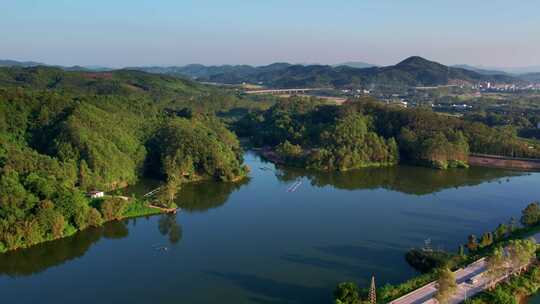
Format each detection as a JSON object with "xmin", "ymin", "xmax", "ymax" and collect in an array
[{"xmin": 1, "ymin": 152, "xmax": 540, "ymax": 304}]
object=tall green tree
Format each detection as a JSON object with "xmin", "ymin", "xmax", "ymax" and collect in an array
[
  {"xmin": 521, "ymin": 202, "xmax": 540, "ymax": 227},
  {"xmin": 435, "ymin": 268, "xmax": 457, "ymax": 304}
]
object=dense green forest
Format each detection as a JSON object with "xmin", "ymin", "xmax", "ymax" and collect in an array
[
  {"xmin": 237, "ymin": 97, "xmax": 540, "ymax": 170},
  {"xmin": 0, "ymin": 66, "xmax": 256, "ymax": 252}
]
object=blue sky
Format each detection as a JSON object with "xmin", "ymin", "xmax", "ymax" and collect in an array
[{"xmin": 1, "ymin": 0, "xmax": 539, "ymax": 67}]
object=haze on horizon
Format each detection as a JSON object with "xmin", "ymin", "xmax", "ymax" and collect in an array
[{"xmin": 1, "ymin": 0, "xmax": 539, "ymax": 68}]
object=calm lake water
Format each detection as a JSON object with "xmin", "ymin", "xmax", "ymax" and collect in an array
[{"xmin": 1, "ymin": 152, "xmax": 540, "ymax": 304}]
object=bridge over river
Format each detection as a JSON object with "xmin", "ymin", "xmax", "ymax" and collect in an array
[{"xmin": 243, "ymin": 88, "xmax": 331, "ymax": 95}]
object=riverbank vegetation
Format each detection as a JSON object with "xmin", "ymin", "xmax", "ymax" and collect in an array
[
  {"xmin": 465, "ymin": 263, "xmax": 540, "ymax": 304},
  {"xmin": 237, "ymin": 97, "xmax": 540, "ymax": 171},
  {"xmin": 464, "ymin": 238, "xmax": 538, "ymax": 304},
  {"xmin": 0, "ymin": 67, "xmax": 254, "ymax": 252},
  {"xmin": 333, "ymin": 201, "xmax": 540, "ymax": 303},
  {"xmin": 405, "ymin": 247, "xmax": 456, "ymax": 274}
]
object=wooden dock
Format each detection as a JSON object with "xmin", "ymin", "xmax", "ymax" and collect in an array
[
  {"xmin": 143, "ymin": 187, "xmax": 161, "ymax": 198},
  {"xmin": 149, "ymin": 204, "xmax": 179, "ymax": 214}
]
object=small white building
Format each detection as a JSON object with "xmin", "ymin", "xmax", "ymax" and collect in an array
[
  {"xmin": 537, "ymin": 122, "xmax": 540, "ymax": 129},
  {"xmin": 88, "ymin": 191, "xmax": 105, "ymax": 199}
]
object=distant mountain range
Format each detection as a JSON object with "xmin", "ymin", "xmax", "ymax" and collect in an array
[
  {"xmin": 0, "ymin": 59, "xmax": 44, "ymax": 67},
  {"xmin": 453, "ymin": 64, "xmax": 540, "ymax": 75},
  {"xmin": 452, "ymin": 64, "xmax": 540, "ymax": 83},
  {"xmin": 477, "ymin": 65, "xmax": 540, "ymax": 75},
  {"xmin": 133, "ymin": 56, "xmax": 520, "ymax": 88},
  {"xmin": 333, "ymin": 61, "xmax": 377, "ymax": 69},
  {"xmin": 451, "ymin": 64, "xmax": 512, "ymax": 76},
  {"xmin": 131, "ymin": 63, "xmax": 293, "ymax": 83},
  {"xmin": 519, "ymin": 73, "xmax": 540, "ymax": 83},
  {"xmin": 1, "ymin": 57, "xmax": 537, "ymax": 88},
  {"xmin": 0, "ymin": 59, "xmax": 112, "ymax": 72}
]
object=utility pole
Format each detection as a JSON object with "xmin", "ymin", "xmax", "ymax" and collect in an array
[{"xmin": 369, "ymin": 275, "xmax": 377, "ymax": 304}]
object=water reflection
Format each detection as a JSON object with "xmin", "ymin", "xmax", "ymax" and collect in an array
[
  {"xmin": 206, "ymin": 271, "xmax": 328, "ymax": 304},
  {"xmin": 175, "ymin": 178, "xmax": 249, "ymax": 212},
  {"xmin": 276, "ymin": 165, "xmax": 521, "ymax": 195},
  {"xmin": 0, "ymin": 177, "xmax": 249, "ymax": 277},
  {"xmin": 158, "ymin": 214, "xmax": 182, "ymax": 244},
  {"xmin": 124, "ymin": 178, "xmax": 249, "ymax": 213},
  {"xmin": 0, "ymin": 215, "xmax": 186, "ymax": 277},
  {"xmin": 0, "ymin": 220, "xmax": 129, "ymax": 277}
]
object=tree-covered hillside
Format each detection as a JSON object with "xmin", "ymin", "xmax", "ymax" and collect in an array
[
  {"xmin": 0, "ymin": 66, "xmax": 253, "ymax": 252},
  {"xmin": 0, "ymin": 66, "xmax": 272, "ymax": 114}
]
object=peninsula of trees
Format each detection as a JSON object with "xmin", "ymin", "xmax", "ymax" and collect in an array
[{"xmin": 236, "ymin": 97, "xmax": 540, "ymax": 170}]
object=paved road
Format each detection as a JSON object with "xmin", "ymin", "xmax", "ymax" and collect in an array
[
  {"xmin": 389, "ymin": 259, "xmax": 486, "ymax": 304},
  {"xmin": 389, "ymin": 233, "xmax": 540, "ymax": 304}
]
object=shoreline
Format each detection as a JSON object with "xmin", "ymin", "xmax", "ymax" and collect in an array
[
  {"xmin": 254, "ymin": 145, "xmax": 540, "ymax": 173},
  {"xmin": 469, "ymin": 153, "xmax": 540, "ymax": 171},
  {"xmin": 0, "ymin": 172, "xmax": 249, "ymax": 255},
  {"xmin": 253, "ymin": 146, "xmax": 397, "ymax": 171},
  {"xmin": 0, "ymin": 202, "xmax": 164, "ymax": 254}
]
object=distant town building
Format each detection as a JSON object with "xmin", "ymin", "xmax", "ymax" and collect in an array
[
  {"xmin": 88, "ymin": 190, "xmax": 105, "ymax": 199},
  {"xmin": 397, "ymin": 100, "xmax": 408, "ymax": 107},
  {"xmin": 537, "ymin": 122, "xmax": 540, "ymax": 129}
]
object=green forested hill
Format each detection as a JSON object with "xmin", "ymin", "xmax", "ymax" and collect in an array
[
  {"xmin": 0, "ymin": 66, "xmax": 199, "ymax": 96},
  {"xmin": 0, "ymin": 66, "xmax": 272, "ymax": 113},
  {"xmin": 0, "ymin": 66, "xmax": 255, "ymax": 252},
  {"xmin": 0, "ymin": 66, "xmax": 253, "ymax": 192}
]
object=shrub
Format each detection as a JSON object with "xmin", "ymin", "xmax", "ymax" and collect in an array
[
  {"xmin": 2, "ymin": 230, "xmax": 21, "ymax": 250},
  {"xmin": 73, "ymin": 207, "xmax": 89, "ymax": 230},
  {"xmin": 99, "ymin": 198, "xmax": 128, "ymax": 221},
  {"xmin": 521, "ymin": 202, "xmax": 540, "ymax": 227},
  {"xmin": 51, "ymin": 213, "xmax": 65, "ymax": 238},
  {"xmin": 87, "ymin": 208, "xmax": 103, "ymax": 227},
  {"xmin": 333, "ymin": 282, "xmax": 360, "ymax": 304},
  {"xmin": 405, "ymin": 248, "xmax": 453, "ymax": 273},
  {"xmin": 20, "ymin": 219, "xmax": 42, "ymax": 245}
]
